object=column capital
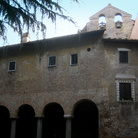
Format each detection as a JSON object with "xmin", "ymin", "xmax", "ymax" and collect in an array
[
  {"xmin": 64, "ymin": 114, "xmax": 73, "ymax": 119},
  {"xmin": 64, "ymin": 115, "xmax": 72, "ymax": 138}
]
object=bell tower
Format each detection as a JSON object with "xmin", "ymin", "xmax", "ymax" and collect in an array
[{"xmin": 81, "ymin": 4, "xmax": 134, "ymax": 39}]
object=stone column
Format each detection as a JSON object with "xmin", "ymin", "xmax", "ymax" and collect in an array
[
  {"xmin": 64, "ymin": 115, "xmax": 72, "ymax": 138},
  {"xmin": 36, "ymin": 117, "xmax": 43, "ymax": 138},
  {"xmin": 10, "ymin": 118, "xmax": 16, "ymax": 138}
]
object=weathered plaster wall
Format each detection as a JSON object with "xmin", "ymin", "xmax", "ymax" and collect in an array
[
  {"xmin": 0, "ymin": 39, "xmax": 109, "ymax": 117},
  {"xmin": 102, "ymin": 41, "xmax": 138, "ymax": 137}
]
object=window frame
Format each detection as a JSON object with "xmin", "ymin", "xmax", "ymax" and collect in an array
[
  {"xmin": 70, "ymin": 54, "xmax": 78, "ymax": 66},
  {"xmin": 116, "ymin": 80, "xmax": 135, "ymax": 102},
  {"xmin": 8, "ymin": 61, "xmax": 16, "ymax": 72},
  {"xmin": 119, "ymin": 51, "xmax": 128, "ymax": 63},
  {"xmin": 118, "ymin": 48, "xmax": 131, "ymax": 64},
  {"xmin": 48, "ymin": 56, "xmax": 56, "ymax": 67}
]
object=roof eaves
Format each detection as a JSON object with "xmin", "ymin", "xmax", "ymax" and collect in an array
[
  {"xmin": 0, "ymin": 29, "xmax": 105, "ymax": 49},
  {"xmin": 103, "ymin": 38, "xmax": 138, "ymax": 43}
]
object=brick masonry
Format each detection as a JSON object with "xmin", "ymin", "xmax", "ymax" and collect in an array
[{"xmin": 0, "ymin": 35, "xmax": 138, "ymax": 137}]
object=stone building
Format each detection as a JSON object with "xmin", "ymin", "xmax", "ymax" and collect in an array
[{"xmin": 0, "ymin": 4, "xmax": 138, "ymax": 138}]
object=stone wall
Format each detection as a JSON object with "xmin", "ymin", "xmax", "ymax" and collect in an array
[{"xmin": 0, "ymin": 36, "xmax": 138, "ymax": 137}]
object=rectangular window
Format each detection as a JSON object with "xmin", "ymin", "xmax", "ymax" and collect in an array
[
  {"xmin": 48, "ymin": 56, "xmax": 56, "ymax": 67},
  {"xmin": 119, "ymin": 51, "xmax": 128, "ymax": 63},
  {"xmin": 119, "ymin": 83, "xmax": 131, "ymax": 100},
  {"xmin": 8, "ymin": 61, "xmax": 16, "ymax": 72},
  {"xmin": 71, "ymin": 54, "xmax": 78, "ymax": 65}
]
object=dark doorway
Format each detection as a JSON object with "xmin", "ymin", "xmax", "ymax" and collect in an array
[
  {"xmin": 0, "ymin": 106, "xmax": 11, "ymax": 138},
  {"xmin": 42, "ymin": 103, "xmax": 66, "ymax": 138},
  {"xmin": 16, "ymin": 104, "xmax": 37, "ymax": 138},
  {"xmin": 72, "ymin": 100, "xmax": 99, "ymax": 138}
]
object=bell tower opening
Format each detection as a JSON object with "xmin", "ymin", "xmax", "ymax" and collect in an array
[
  {"xmin": 114, "ymin": 14, "xmax": 123, "ymax": 28},
  {"xmin": 99, "ymin": 15, "xmax": 106, "ymax": 29}
]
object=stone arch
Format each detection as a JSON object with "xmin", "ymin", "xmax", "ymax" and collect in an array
[
  {"xmin": 99, "ymin": 14, "xmax": 106, "ymax": 29},
  {"xmin": 14, "ymin": 99, "xmax": 37, "ymax": 117},
  {"xmin": 72, "ymin": 99, "xmax": 99, "ymax": 138},
  {"xmin": 16, "ymin": 104, "xmax": 37, "ymax": 138},
  {"xmin": 0, "ymin": 105, "xmax": 11, "ymax": 138},
  {"xmin": 115, "ymin": 13, "xmax": 123, "ymax": 21},
  {"xmin": 17, "ymin": 104, "xmax": 35, "ymax": 117},
  {"xmin": 42, "ymin": 102, "xmax": 66, "ymax": 138},
  {"xmin": 99, "ymin": 14, "xmax": 106, "ymax": 19},
  {"xmin": 0, "ymin": 105, "xmax": 10, "ymax": 117}
]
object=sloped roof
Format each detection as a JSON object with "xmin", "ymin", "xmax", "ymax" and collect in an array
[
  {"xmin": 103, "ymin": 38, "xmax": 138, "ymax": 43},
  {"xmin": 0, "ymin": 30, "xmax": 105, "ymax": 58}
]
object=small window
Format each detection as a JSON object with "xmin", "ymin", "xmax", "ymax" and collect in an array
[
  {"xmin": 8, "ymin": 61, "xmax": 16, "ymax": 72},
  {"xmin": 48, "ymin": 56, "xmax": 56, "ymax": 67},
  {"xmin": 71, "ymin": 54, "xmax": 78, "ymax": 65},
  {"xmin": 119, "ymin": 83, "xmax": 131, "ymax": 100},
  {"xmin": 119, "ymin": 51, "xmax": 128, "ymax": 63}
]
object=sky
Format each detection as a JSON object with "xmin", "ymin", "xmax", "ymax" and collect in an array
[{"xmin": 0, "ymin": 0, "xmax": 138, "ymax": 46}]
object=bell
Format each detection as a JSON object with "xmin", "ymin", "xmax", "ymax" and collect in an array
[
  {"xmin": 99, "ymin": 22, "xmax": 106, "ymax": 29},
  {"xmin": 116, "ymin": 21, "xmax": 122, "ymax": 28},
  {"xmin": 100, "ymin": 25, "xmax": 105, "ymax": 29}
]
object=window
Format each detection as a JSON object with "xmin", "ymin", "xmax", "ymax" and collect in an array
[
  {"xmin": 119, "ymin": 51, "xmax": 128, "ymax": 63},
  {"xmin": 8, "ymin": 61, "xmax": 16, "ymax": 72},
  {"xmin": 71, "ymin": 54, "xmax": 78, "ymax": 65},
  {"xmin": 48, "ymin": 56, "xmax": 56, "ymax": 67},
  {"xmin": 118, "ymin": 48, "xmax": 131, "ymax": 63},
  {"xmin": 119, "ymin": 83, "xmax": 131, "ymax": 100},
  {"xmin": 115, "ymin": 74, "xmax": 136, "ymax": 102}
]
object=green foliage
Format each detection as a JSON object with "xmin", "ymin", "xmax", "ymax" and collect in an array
[
  {"xmin": 0, "ymin": 0, "xmax": 78, "ymax": 42},
  {"xmin": 119, "ymin": 96, "xmax": 134, "ymax": 101}
]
